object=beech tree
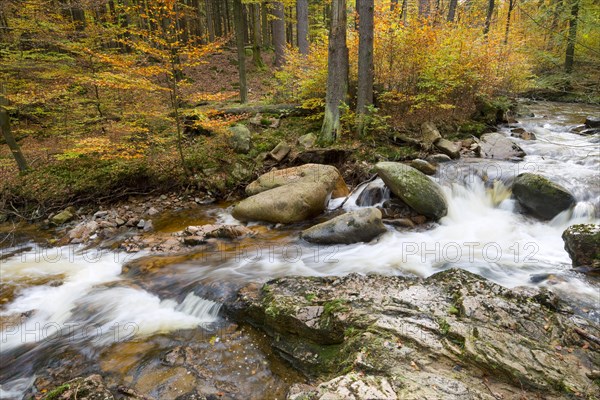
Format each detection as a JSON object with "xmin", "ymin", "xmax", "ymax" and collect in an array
[
  {"xmin": 297, "ymin": 0, "xmax": 309, "ymax": 55},
  {"xmin": 320, "ymin": 0, "xmax": 348, "ymax": 144},
  {"xmin": 272, "ymin": 1, "xmax": 286, "ymax": 67},
  {"xmin": 233, "ymin": 0, "xmax": 248, "ymax": 103},
  {"xmin": 356, "ymin": 0, "xmax": 374, "ymax": 135},
  {"xmin": 1, "ymin": 89, "xmax": 28, "ymax": 172}
]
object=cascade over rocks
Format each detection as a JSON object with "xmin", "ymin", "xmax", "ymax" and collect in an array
[
  {"xmin": 228, "ymin": 269, "xmax": 600, "ymax": 399},
  {"xmin": 512, "ymin": 173, "xmax": 576, "ymax": 220},
  {"xmin": 562, "ymin": 224, "xmax": 600, "ymax": 271},
  {"xmin": 233, "ymin": 164, "xmax": 349, "ymax": 224},
  {"xmin": 374, "ymin": 162, "xmax": 448, "ymax": 220},
  {"xmin": 301, "ymin": 208, "xmax": 387, "ymax": 245}
]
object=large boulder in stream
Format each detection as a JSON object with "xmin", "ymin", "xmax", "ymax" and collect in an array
[
  {"xmin": 229, "ymin": 269, "xmax": 600, "ymax": 399},
  {"xmin": 301, "ymin": 208, "xmax": 387, "ymax": 245},
  {"xmin": 234, "ymin": 164, "xmax": 349, "ymax": 224},
  {"xmin": 477, "ymin": 132, "xmax": 526, "ymax": 160},
  {"xmin": 245, "ymin": 164, "xmax": 349, "ymax": 198},
  {"xmin": 374, "ymin": 162, "xmax": 448, "ymax": 220},
  {"xmin": 512, "ymin": 173, "xmax": 576, "ymax": 220},
  {"xmin": 562, "ymin": 224, "xmax": 600, "ymax": 271}
]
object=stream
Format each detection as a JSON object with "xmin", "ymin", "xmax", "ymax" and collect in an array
[{"xmin": 1, "ymin": 101, "xmax": 599, "ymax": 399}]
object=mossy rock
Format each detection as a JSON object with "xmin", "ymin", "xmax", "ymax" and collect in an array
[
  {"xmin": 374, "ymin": 162, "xmax": 448, "ymax": 220},
  {"xmin": 562, "ymin": 224, "xmax": 600, "ymax": 270},
  {"xmin": 512, "ymin": 173, "xmax": 575, "ymax": 220}
]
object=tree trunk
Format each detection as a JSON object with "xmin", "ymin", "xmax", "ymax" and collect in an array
[
  {"xmin": 272, "ymin": 1, "xmax": 286, "ymax": 67},
  {"xmin": 320, "ymin": 0, "xmax": 348, "ymax": 144},
  {"xmin": 503, "ymin": 0, "xmax": 514, "ymax": 44},
  {"xmin": 296, "ymin": 0, "xmax": 309, "ymax": 54},
  {"xmin": 565, "ymin": 0, "xmax": 579, "ymax": 73},
  {"xmin": 205, "ymin": 0, "xmax": 215, "ymax": 41},
  {"xmin": 447, "ymin": 0, "xmax": 458, "ymax": 22},
  {"xmin": 390, "ymin": 0, "xmax": 399, "ymax": 11},
  {"xmin": 233, "ymin": 0, "xmax": 248, "ymax": 103},
  {"xmin": 483, "ymin": 0, "xmax": 494, "ymax": 36},
  {"xmin": 261, "ymin": 2, "xmax": 270, "ymax": 48},
  {"xmin": 0, "ymin": 90, "xmax": 28, "ymax": 172},
  {"xmin": 418, "ymin": 0, "xmax": 430, "ymax": 18},
  {"xmin": 251, "ymin": 4, "xmax": 265, "ymax": 68},
  {"xmin": 356, "ymin": 0, "xmax": 374, "ymax": 135}
]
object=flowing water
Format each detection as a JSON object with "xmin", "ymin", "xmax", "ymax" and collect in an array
[{"xmin": 1, "ymin": 101, "xmax": 599, "ymax": 399}]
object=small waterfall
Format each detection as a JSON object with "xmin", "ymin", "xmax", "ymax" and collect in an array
[{"xmin": 175, "ymin": 292, "xmax": 222, "ymax": 320}]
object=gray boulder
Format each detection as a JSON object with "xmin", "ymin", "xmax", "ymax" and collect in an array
[
  {"xmin": 229, "ymin": 124, "xmax": 252, "ymax": 154},
  {"xmin": 420, "ymin": 121, "xmax": 442, "ymax": 149},
  {"xmin": 375, "ymin": 162, "xmax": 448, "ymax": 220},
  {"xmin": 233, "ymin": 180, "xmax": 331, "ymax": 224},
  {"xmin": 245, "ymin": 164, "xmax": 349, "ymax": 199},
  {"xmin": 585, "ymin": 116, "xmax": 600, "ymax": 129},
  {"xmin": 478, "ymin": 132, "xmax": 526, "ymax": 160},
  {"xmin": 297, "ymin": 133, "xmax": 316, "ymax": 148},
  {"xmin": 301, "ymin": 208, "xmax": 387, "ymax": 245},
  {"xmin": 512, "ymin": 173, "xmax": 576, "ymax": 219},
  {"xmin": 434, "ymin": 138, "xmax": 461, "ymax": 159},
  {"xmin": 410, "ymin": 159, "xmax": 437, "ymax": 175},
  {"xmin": 269, "ymin": 141, "xmax": 291, "ymax": 162},
  {"xmin": 562, "ymin": 224, "xmax": 600, "ymax": 271},
  {"xmin": 426, "ymin": 153, "xmax": 452, "ymax": 164}
]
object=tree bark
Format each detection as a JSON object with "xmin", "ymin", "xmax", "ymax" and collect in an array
[
  {"xmin": 320, "ymin": 0, "xmax": 348, "ymax": 144},
  {"xmin": 418, "ymin": 0, "xmax": 430, "ymax": 18},
  {"xmin": 447, "ymin": 0, "xmax": 458, "ymax": 22},
  {"xmin": 0, "ymin": 89, "xmax": 28, "ymax": 172},
  {"xmin": 356, "ymin": 0, "xmax": 374, "ymax": 135},
  {"xmin": 261, "ymin": 2, "xmax": 270, "ymax": 48},
  {"xmin": 233, "ymin": 0, "xmax": 247, "ymax": 103},
  {"xmin": 251, "ymin": 3, "xmax": 265, "ymax": 68},
  {"xmin": 205, "ymin": 0, "xmax": 215, "ymax": 41},
  {"xmin": 296, "ymin": 0, "xmax": 309, "ymax": 55},
  {"xmin": 272, "ymin": 1, "xmax": 286, "ymax": 67},
  {"xmin": 503, "ymin": 0, "xmax": 514, "ymax": 44},
  {"xmin": 483, "ymin": 0, "xmax": 495, "ymax": 36},
  {"xmin": 565, "ymin": 0, "xmax": 579, "ymax": 73}
]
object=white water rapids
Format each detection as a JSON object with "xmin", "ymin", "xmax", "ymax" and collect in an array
[{"xmin": 0, "ymin": 101, "xmax": 599, "ymax": 398}]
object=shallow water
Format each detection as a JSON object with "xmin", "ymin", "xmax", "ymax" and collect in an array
[{"xmin": 1, "ymin": 101, "xmax": 599, "ymax": 399}]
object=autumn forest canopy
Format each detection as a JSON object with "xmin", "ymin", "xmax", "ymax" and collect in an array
[{"xmin": 0, "ymin": 0, "xmax": 599, "ymax": 215}]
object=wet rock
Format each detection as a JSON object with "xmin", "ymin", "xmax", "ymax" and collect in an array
[
  {"xmin": 426, "ymin": 153, "xmax": 452, "ymax": 164},
  {"xmin": 585, "ymin": 116, "xmax": 600, "ymax": 129},
  {"xmin": 356, "ymin": 181, "xmax": 387, "ymax": 207},
  {"xmin": 434, "ymin": 138, "xmax": 461, "ymax": 159},
  {"xmin": 229, "ymin": 124, "xmax": 252, "ymax": 154},
  {"xmin": 231, "ymin": 269, "xmax": 600, "ymax": 399},
  {"xmin": 420, "ymin": 121, "xmax": 442, "ymax": 149},
  {"xmin": 410, "ymin": 159, "xmax": 437, "ymax": 175},
  {"xmin": 375, "ymin": 162, "xmax": 448, "ymax": 220},
  {"xmin": 137, "ymin": 219, "xmax": 146, "ymax": 229},
  {"xmin": 562, "ymin": 224, "xmax": 600, "ymax": 271},
  {"xmin": 512, "ymin": 173, "xmax": 576, "ymax": 219},
  {"xmin": 297, "ymin": 133, "xmax": 316, "ymax": 148},
  {"xmin": 183, "ymin": 224, "xmax": 253, "ymax": 244},
  {"xmin": 478, "ymin": 132, "xmax": 526, "ymax": 160},
  {"xmin": 269, "ymin": 141, "xmax": 291, "ymax": 162},
  {"xmin": 511, "ymin": 128, "xmax": 537, "ymax": 140},
  {"xmin": 301, "ymin": 208, "xmax": 387, "ymax": 245},
  {"xmin": 142, "ymin": 220, "xmax": 154, "ymax": 232},
  {"xmin": 69, "ymin": 221, "xmax": 99, "ymax": 242},
  {"xmin": 385, "ymin": 218, "xmax": 415, "ymax": 229},
  {"xmin": 579, "ymin": 128, "xmax": 600, "ymax": 136},
  {"xmin": 51, "ymin": 208, "xmax": 75, "ymax": 226},
  {"xmin": 44, "ymin": 374, "xmax": 114, "ymax": 400},
  {"xmin": 115, "ymin": 218, "xmax": 125, "ymax": 227}
]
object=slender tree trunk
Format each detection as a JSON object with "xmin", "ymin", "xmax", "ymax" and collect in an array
[
  {"xmin": 418, "ymin": 0, "xmax": 430, "ymax": 18},
  {"xmin": 272, "ymin": 1, "xmax": 286, "ymax": 67},
  {"xmin": 205, "ymin": 0, "xmax": 215, "ymax": 41},
  {"xmin": 504, "ymin": 0, "xmax": 514, "ymax": 44},
  {"xmin": 251, "ymin": 4, "xmax": 265, "ymax": 68},
  {"xmin": 483, "ymin": 0, "xmax": 494, "ymax": 36},
  {"xmin": 390, "ymin": 0, "xmax": 399, "ymax": 11},
  {"xmin": 261, "ymin": 2, "xmax": 270, "ymax": 48},
  {"xmin": 0, "ymin": 89, "xmax": 28, "ymax": 172},
  {"xmin": 320, "ymin": 0, "xmax": 348, "ymax": 144},
  {"xmin": 401, "ymin": 0, "xmax": 408, "ymax": 23},
  {"xmin": 356, "ymin": 0, "xmax": 374, "ymax": 135},
  {"xmin": 447, "ymin": 0, "xmax": 458, "ymax": 22},
  {"xmin": 565, "ymin": 0, "xmax": 579, "ymax": 73},
  {"xmin": 233, "ymin": 0, "xmax": 248, "ymax": 103},
  {"xmin": 296, "ymin": 0, "xmax": 309, "ymax": 54}
]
